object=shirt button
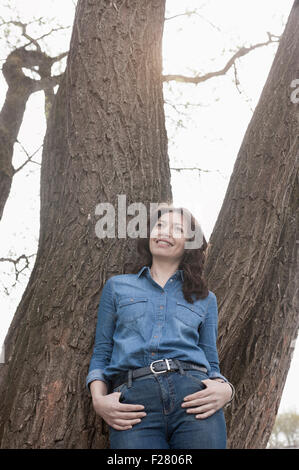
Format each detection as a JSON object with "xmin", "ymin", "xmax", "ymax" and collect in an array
[
  {"xmin": 160, "ymin": 305, "xmax": 164, "ymax": 309},
  {"xmin": 151, "ymin": 352, "xmax": 155, "ymax": 356},
  {"xmin": 170, "ymin": 279, "xmax": 173, "ymax": 282},
  {"xmin": 130, "ymin": 298, "xmax": 134, "ymax": 301}
]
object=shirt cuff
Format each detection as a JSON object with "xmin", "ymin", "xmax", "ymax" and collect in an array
[
  {"xmin": 208, "ymin": 371, "xmax": 229, "ymax": 382},
  {"xmin": 86, "ymin": 368, "xmax": 108, "ymax": 395}
]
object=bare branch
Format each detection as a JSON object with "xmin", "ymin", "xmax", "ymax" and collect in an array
[
  {"xmin": 165, "ymin": 8, "xmax": 221, "ymax": 32},
  {"xmin": 13, "ymin": 141, "xmax": 43, "ymax": 174},
  {"xmin": 165, "ymin": 9, "xmax": 198, "ymax": 21},
  {"xmin": 232, "ymin": 61, "xmax": 255, "ymax": 113},
  {"xmin": 0, "ymin": 18, "xmax": 71, "ymax": 52},
  {"xmin": 164, "ymin": 98, "xmax": 208, "ymax": 113},
  {"xmin": 0, "ymin": 253, "xmax": 36, "ymax": 283},
  {"xmin": 233, "ymin": 62, "xmax": 242, "ymax": 94},
  {"xmin": 163, "ymin": 34, "xmax": 280, "ymax": 84},
  {"xmin": 170, "ymin": 166, "xmax": 228, "ymax": 180}
]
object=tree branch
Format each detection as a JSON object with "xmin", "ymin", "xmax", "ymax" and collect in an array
[
  {"xmin": 170, "ymin": 166, "xmax": 228, "ymax": 180},
  {"xmin": 0, "ymin": 253, "xmax": 36, "ymax": 283},
  {"xmin": 165, "ymin": 7, "xmax": 221, "ymax": 32},
  {"xmin": 13, "ymin": 142, "xmax": 43, "ymax": 174},
  {"xmin": 163, "ymin": 33, "xmax": 280, "ymax": 84}
]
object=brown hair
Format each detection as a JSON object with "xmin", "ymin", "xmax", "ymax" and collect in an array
[{"xmin": 123, "ymin": 204, "xmax": 209, "ymax": 303}]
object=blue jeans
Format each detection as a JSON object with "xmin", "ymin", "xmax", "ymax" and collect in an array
[{"xmin": 108, "ymin": 369, "xmax": 227, "ymax": 449}]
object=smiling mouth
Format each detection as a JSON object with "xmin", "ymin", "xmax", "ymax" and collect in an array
[{"xmin": 156, "ymin": 239, "xmax": 173, "ymax": 247}]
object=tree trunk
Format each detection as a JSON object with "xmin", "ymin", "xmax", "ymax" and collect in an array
[
  {"xmin": 0, "ymin": 0, "xmax": 169, "ymax": 448},
  {"xmin": 0, "ymin": 49, "xmax": 32, "ymax": 221},
  {"xmin": 204, "ymin": 0, "xmax": 299, "ymax": 449},
  {"xmin": 0, "ymin": 47, "xmax": 62, "ymax": 221}
]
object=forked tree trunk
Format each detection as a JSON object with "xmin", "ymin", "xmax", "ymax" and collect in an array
[
  {"xmin": 204, "ymin": 0, "xmax": 299, "ymax": 449},
  {"xmin": 0, "ymin": 0, "xmax": 169, "ymax": 448},
  {"xmin": 0, "ymin": 0, "xmax": 298, "ymax": 450}
]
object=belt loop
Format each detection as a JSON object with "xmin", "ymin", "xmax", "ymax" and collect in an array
[
  {"xmin": 172, "ymin": 358, "xmax": 185, "ymax": 376},
  {"xmin": 127, "ymin": 369, "xmax": 133, "ymax": 388}
]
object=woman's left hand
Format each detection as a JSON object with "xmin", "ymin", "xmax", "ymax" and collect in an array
[{"xmin": 181, "ymin": 379, "xmax": 232, "ymax": 419}]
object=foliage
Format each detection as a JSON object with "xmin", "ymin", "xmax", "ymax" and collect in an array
[{"xmin": 267, "ymin": 410, "xmax": 299, "ymax": 448}]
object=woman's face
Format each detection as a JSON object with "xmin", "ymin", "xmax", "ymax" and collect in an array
[{"xmin": 149, "ymin": 211, "xmax": 188, "ymax": 262}]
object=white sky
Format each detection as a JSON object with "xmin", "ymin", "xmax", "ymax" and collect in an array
[{"xmin": 0, "ymin": 0, "xmax": 297, "ymax": 414}]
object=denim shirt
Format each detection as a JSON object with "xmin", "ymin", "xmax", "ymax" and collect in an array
[{"xmin": 86, "ymin": 265, "xmax": 228, "ymax": 392}]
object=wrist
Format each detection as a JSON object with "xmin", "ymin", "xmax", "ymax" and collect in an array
[
  {"xmin": 223, "ymin": 381, "xmax": 235, "ymax": 408},
  {"xmin": 211, "ymin": 378, "xmax": 235, "ymax": 406},
  {"xmin": 92, "ymin": 394, "xmax": 105, "ymax": 410}
]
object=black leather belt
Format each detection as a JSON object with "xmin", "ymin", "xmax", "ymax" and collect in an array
[{"xmin": 109, "ymin": 358, "xmax": 208, "ymax": 391}]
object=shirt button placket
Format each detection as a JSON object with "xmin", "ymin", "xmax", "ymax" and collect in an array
[{"xmin": 149, "ymin": 293, "xmax": 165, "ymax": 361}]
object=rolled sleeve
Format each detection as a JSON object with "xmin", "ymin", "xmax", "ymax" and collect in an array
[
  {"xmin": 86, "ymin": 368, "xmax": 108, "ymax": 395},
  {"xmin": 198, "ymin": 292, "xmax": 229, "ymax": 383},
  {"xmin": 86, "ymin": 278, "xmax": 116, "ymax": 394},
  {"xmin": 209, "ymin": 371, "xmax": 229, "ymax": 382}
]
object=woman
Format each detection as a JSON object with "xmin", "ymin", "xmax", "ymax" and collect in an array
[{"xmin": 86, "ymin": 204, "xmax": 234, "ymax": 449}]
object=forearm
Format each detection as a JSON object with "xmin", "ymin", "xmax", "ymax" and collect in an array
[
  {"xmin": 90, "ymin": 379, "xmax": 108, "ymax": 400},
  {"xmin": 86, "ymin": 279, "xmax": 116, "ymax": 397}
]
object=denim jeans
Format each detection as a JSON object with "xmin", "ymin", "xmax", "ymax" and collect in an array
[{"xmin": 108, "ymin": 369, "xmax": 227, "ymax": 449}]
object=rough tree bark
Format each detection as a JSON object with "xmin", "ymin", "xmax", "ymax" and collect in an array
[
  {"xmin": 204, "ymin": 0, "xmax": 299, "ymax": 449},
  {"xmin": 0, "ymin": 0, "xmax": 169, "ymax": 448}
]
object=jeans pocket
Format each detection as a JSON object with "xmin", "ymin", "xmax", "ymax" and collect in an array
[
  {"xmin": 112, "ymin": 382, "xmax": 128, "ymax": 402},
  {"xmin": 185, "ymin": 370, "xmax": 207, "ymax": 389}
]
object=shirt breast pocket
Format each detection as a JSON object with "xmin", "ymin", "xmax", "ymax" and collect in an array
[
  {"xmin": 117, "ymin": 296, "xmax": 148, "ymax": 325},
  {"xmin": 175, "ymin": 300, "xmax": 204, "ymax": 329}
]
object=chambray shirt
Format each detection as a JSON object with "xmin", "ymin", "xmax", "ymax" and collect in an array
[{"xmin": 86, "ymin": 265, "xmax": 228, "ymax": 392}]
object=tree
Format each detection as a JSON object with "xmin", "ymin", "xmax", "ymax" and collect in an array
[
  {"xmin": 204, "ymin": 0, "xmax": 299, "ymax": 449},
  {"xmin": 0, "ymin": 0, "xmax": 298, "ymax": 449},
  {"xmin": 0, "ymin": 17, "xmax": 68, "ymax": 221}
]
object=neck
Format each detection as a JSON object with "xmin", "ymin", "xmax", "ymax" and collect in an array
[{"xmin": 150, "ymin": 258, "xmax": 181, "ymax": 282}]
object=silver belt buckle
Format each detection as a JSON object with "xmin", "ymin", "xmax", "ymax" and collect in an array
[{"xmin": 150, "ymin": 358, "xmax": 171, "ymax": 374}]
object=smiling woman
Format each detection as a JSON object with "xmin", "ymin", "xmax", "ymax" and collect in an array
[{"xmin": 86, "ymin": 203, "xmax": 234, "ymax": 449}]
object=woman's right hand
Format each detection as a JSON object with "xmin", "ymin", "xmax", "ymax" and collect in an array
[{"xmin": 92, "ymin": 392, "xmax": 147, "ymax": 430}]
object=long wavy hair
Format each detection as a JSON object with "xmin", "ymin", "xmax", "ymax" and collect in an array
[{"xmin": 123, "ymin": 204, "xmax": 209, "ymax": 303}]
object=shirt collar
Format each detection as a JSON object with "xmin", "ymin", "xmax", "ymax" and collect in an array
[{"xmin": 137, "ymin": 265, "xmax": 184, "ymax": 282}]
